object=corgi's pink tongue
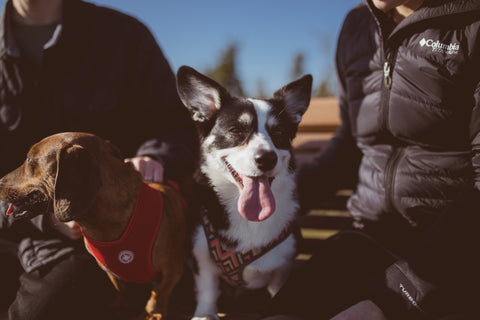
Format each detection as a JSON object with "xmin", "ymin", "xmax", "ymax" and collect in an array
[{"xmin": 238, "ymin": 176, "xmax": 275, "ymax": 221}]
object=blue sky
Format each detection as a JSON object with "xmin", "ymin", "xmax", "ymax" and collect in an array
[{"xmin": 2, "ymin": 0, "xmax": 363, "ymax": 96}]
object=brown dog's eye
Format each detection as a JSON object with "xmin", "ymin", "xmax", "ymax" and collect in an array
[{"xmin": 26, "ymin": 157, "xmax": 36, "ymax": 167}]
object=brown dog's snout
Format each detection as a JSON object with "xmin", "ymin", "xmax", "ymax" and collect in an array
[
  {"xmin": 0, "ymin": 134, "xmax": 104, "ymax": 222},
  {"xmin": 0, "ymin": 177, "xmax": 6, "ymax": 191},
  {"xmin": 0, "ymin": 172, "xmax": 50, "ymax": 220},
  {"xmin": 0, "ymin": 171, "xmax": 20, "ymax": 202}
]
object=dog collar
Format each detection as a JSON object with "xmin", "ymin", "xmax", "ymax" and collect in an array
[
  {"xmin": 82, "ymin": 182, "xmax": 163, "ymax": 283},
  {"xmin": 200, "ymin": 207, "xmax": 294, "ymax": 287}
]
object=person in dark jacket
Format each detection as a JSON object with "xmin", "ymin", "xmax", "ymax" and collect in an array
[
  {"xmin": 0, "ymin": 0, "xmax": 198, "ymax": 319},
  {"xmin": 267, "ymin": 0, "xmax": 480, "ymax": 319}
]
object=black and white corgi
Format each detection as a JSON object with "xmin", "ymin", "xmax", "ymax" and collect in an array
[{"xmin": 176, "ymin": 66, "xmax": 312, "ymax": 320}]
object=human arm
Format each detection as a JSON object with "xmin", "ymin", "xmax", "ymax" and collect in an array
[
  {"xmin": 296, "ymin": 35, "xmax": 362, "ymax": 212},
  {"xmin": 124, "ymin": 156, "xmax": 164, "ymax": 182},
  {"xmin": 127, "ymin": 24, "xmax": 198, "ymax": 183},
  {"xmin": 46, "ymin": 214, "xmax": 82, "ymax": 240}
]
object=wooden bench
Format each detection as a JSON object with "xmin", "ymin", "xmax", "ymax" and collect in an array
[
  {"xmin": 294, "ymin": 97, "xmax": 341, "ymax": 167},
  {"xmin": 293, "ymin": 97, "xmax": 353, "ymax": 257}
]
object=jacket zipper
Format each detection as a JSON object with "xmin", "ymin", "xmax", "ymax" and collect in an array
[
  {"xmin": 384, "ymin": 146, "xmax": 402, "ymax": 215},
  {"xmin": 371, "ymin": 2, "xmax": 417, "ymax": 225},
  {"xmin": 383, "ymin": 61, "xmax": 392, "ymax": 90},
  {"xmin": 380, "ymin": 54, "xmax": 396, "ymax": 133},
  {"xmin": 380, "ymin": 56, "xmax": 396, "ymax": 212},
  {"xmin": 384, "ymin": 146, "xmax": 417, "ymax": 226},
  {"xmin": 381, "ymin": 45, "xmax": 407, "ymax": 220}
]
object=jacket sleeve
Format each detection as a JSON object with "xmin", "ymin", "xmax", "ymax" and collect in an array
[
  {"xmin": 128, "ymin": 24, "xmax": 199, "ymax": 182},
  {"xmin": 368, "ymin": 81, "xmax": 480, "ymax": 319},
  {"xmin": 296, "ymin": 17, "xmax": 362, "ymax": 212}
]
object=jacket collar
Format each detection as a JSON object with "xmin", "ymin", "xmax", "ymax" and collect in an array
[
  {"xmin": 0, "ymin": 0, "xmax": 20, "ymax": 58},
  {"xmin": 367, "ymin": 0, "xmax": 480, "ymax": 41},
  {"xmin": 0, "ymin": 0, "xmax": 88, "ymax": 58}
]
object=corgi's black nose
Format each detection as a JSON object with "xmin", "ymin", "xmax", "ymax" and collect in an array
[{"xmin": 255, "ymin": 150, "xmax": 277, "ymax": 171}]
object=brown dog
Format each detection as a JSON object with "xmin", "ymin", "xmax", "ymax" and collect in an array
[{"xmin": 0, "ymin": 132, "xmax": 188, "ymax": 320}]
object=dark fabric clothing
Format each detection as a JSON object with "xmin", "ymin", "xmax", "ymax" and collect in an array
[
  {"xmin": 0, "ymin": 250, "xmax": 21, "ymax": 312},
  {"xmin": 10, "ymin": 21, "xmax": 58, "ymax": 71},
  {"xmin": 1, "ymin": 252, "xmax": 118, "ymax": 320},
  {"xmin": 368, "ymin": 187, "xmax": 480, "ymax": 319},
  {"xmin": 0, "ymin": 0, "xmax": 198, "ymax": 180},
  {"xmin": 268, "ymin": 231, "xmax": 397, "ymax": 319},
  {"xmin": 268, "ymin": 231, "xmax": 480, "ymax": 320},
  {"xmin": 0, "ymin": 201, "xmax": 78, "ymax": 273},
  {"xmin": 295, "ymin": 0, "xmax": 480, "ymax": 319},
  {"xmin": 0, "ymin": 0, "xmax": 198, "ymax": 318}
]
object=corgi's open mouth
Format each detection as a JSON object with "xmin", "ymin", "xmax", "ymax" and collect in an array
[
  {"xmin": 223, "ymin": 158, "xmax": 274, "ymax": 189},
  {"xmin": 223, "ymin": 158, "xmax": 276, "ymax": 222},
  {"xmin": 224, "ymin": 159, "xmax": 244, "ymax": 188}
]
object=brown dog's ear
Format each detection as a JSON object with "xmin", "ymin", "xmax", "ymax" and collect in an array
[{"xmin": 54, "ymin": 145, "xmax": 102, "ymax": 222}]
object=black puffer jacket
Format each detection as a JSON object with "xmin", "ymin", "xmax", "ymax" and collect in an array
[
  {"xmin": 298, "ymin": 0, "xmax": 480, "ymax": 318},
  {"xmin": 301, "ymin": 0, "xmax": 480, "ymax": 248},
  {"xmin": 344, "ymin": 0, "xmax": 480, "ymax": 236}
]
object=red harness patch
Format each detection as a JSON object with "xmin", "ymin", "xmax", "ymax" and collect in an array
[{"xmin": 82, "ymin": 182, "xmax": 163, "ymax": 283}]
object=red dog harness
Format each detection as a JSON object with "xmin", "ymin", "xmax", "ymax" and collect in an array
[
  {"xmin": 82, "ymin": 182, "xmax": 163, "ymax": 283},
  {"xmin": 200, "ymin": 207, "xmax": 293, "ymax": 287}
]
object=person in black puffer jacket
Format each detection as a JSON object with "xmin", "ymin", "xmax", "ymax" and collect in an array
[{"xmin": 267, "ymin": 0, "xmax": 480, "ymax": 320}]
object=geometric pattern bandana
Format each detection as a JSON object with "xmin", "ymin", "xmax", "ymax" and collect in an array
[{"xmin": 200, "ymin": 207, "xmax": 294, "ymax": 287}]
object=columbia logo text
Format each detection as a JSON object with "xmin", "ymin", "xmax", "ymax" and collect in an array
[{"xmin": 419, "ymin": 38, "xmax": 459, "ymax": 55}]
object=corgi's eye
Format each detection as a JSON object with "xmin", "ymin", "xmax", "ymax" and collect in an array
[
  {"xmin": 269, "ymin": 126, "xmax": 291, "ymax": 149},
  {"xmin": 269, "ymin": 128, "xmax": 283, "ymax": 137},
  {"xmin": 228, "ymin": 126, "xmax": 242, "ymax": 135}
]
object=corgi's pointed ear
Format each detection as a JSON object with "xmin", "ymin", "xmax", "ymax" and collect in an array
[
  {"xmin": 273, "ymin": 74, "xmax": 312, "ymax": 124},
  {"xmin": 176, "ymin": 66, "xmax": 229, "ymax": 122}
]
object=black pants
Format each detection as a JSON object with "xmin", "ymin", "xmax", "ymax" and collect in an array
[
  {"xmin": 0, "ymin": 251, "xmax": 118, "ymax": 320},
  {"xmin": 266, "ymin": 230, "xmax": 480, "ymax": 320},
  {"xmin": 266, "ymin": 231, "xmax": 396, "ymax": 320}
]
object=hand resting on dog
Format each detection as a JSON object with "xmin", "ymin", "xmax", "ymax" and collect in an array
[
  {"xmin": 48, "ymin": 215, "xmax": 83, "ymax": 240},
  {"xmin": 125, "ymin": 156, "xmax": 164, "ymax": 183}
]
